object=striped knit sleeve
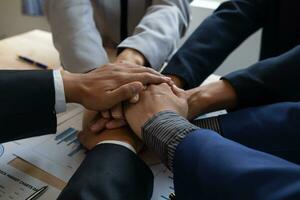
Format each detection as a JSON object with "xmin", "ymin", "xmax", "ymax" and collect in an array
[{"xmin": 142, "ymin": 110, "xmax": 199, "ymax": 171}]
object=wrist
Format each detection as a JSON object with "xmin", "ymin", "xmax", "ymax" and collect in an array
[
  {"xmin": 117, "ymin": 48, "xmax": 146, "ymax": 66},
  {"xmin": 187, "ymin": 80, "xmax": 237, "ymax": 118},
  {"xmin": 61, "ymin": 70, "xmax": 83, "ymax": 104}
]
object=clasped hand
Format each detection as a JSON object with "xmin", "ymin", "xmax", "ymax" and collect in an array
[{"xmin": 79, "ymin": 82, "xmax": 189, "ymax": 151}]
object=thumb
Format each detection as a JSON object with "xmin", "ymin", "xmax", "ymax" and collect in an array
[
  {"xmin": 108, "ymin": 81, "xmax": 144, "ymax": 106},
  {"xmin": 171, "ymin": 84, "xmax": 185, "ymax": 97}
]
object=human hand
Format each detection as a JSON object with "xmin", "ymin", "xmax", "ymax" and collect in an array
[
  {"xmin": 116, "ymin": 48, "xmax": 147, "ymax": 66},
  {"xmin": 166, "ymin": 74, "xmax": 185, "ymax": 88},
  {"xmin": 124, "ymin": 83, "xmax": 188, "ymax": 139},
  {"xmin": 78, "ymin": 126, "xmax": 143, "ymax": 152},
  {"xmin": 81, "ymin": 109, "xmax": 127, "ymax": 136},
  {"xmin": 100, "ymin": 48, "xmax": 148, "ymax": 127},
  {"xmin": 99, "ymin": 48, "xmax": 163, "ymax": 129},
  {"xmin": 61, "ymin": 63, "xmax": 172, "ymax": 111},
  {"xmin": 184, "ymin": 80, "xmax": 238, "ymax": 119}
]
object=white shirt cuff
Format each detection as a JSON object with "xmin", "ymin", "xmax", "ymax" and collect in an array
[
  {"xmin": 53, "ymin": 70, "xmax": 67, "ymax": 113},
  {"xmin": 96, "ymin": 140, "xmax": 137, "ymax": 154}
]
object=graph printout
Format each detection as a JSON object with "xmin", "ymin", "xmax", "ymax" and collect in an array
[{"xmin": 16, "ymin": 128, "xmax": 86, "ymax": 182}]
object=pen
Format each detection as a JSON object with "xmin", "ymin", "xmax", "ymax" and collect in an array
[
  {"xmin": 26, "ymin": 186, "xmax": 48, "ymax": 200},
  {"xmin": 18, "ymin": 55, "xmax": 48, "ymax": 69}
]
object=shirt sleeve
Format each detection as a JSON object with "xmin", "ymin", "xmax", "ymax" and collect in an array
[
  {"xmin": 53, "ymin": 70, "xmax": 67, "ymax": 113},
  {"xmin": 142, "ymin": 110, "xmax": 199, "ymax": 170},
  {"xmin": 96, "ymin": 140, "xmax": 137, "ymax": 154},
  {"xmin": 44, "ymin": 0, "xmax": 109, "ymax": 73},
  {"xmin": 118, "ymin": 0, "xmax": 192, "ymax": 71}
]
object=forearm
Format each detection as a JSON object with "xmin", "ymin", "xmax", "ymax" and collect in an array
[
  {"xmin": 163, "ymin": 0, "xmax": 266, "ymax": 89},
  {"xmin": 118, "ymin": 0, "xmax": 191, "ymax": 70},
  {"xmin": 174, "ymin": 130, "xmax": 300, "ymax": 200},
  {"xmin": 0, "ymin": 70, "xmax": 57, "ymax": 142},
  {"xmin": 223, "ymin": 45, "xmax": 300, "ymax": 108},
  {"xmin": 59, "ymin": 144, "xmax": 153, "ymax": 200},
  {"xmin": 44, "ymin": 0, "xmax": 108, "ymax": 72},
  {"xmin": 116, "ymin": 48, "xmax": 147, "ymax": 66},
  {"xmin": 142, "ymin": 110, "xmax": 199, "ymax": 170},
  {"xmin": 187, "ymin": 80, "xmax": 237, "ymax": 119}
]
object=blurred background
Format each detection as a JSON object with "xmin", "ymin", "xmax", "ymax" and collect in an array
[{"xmin": 0, "ymin": 0, "xmax": 261, "ymax": 76}]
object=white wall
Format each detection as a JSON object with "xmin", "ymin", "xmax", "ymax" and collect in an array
[{"xmin": 0, "ymin": 0, "xmax": 261, "ymax": 75}]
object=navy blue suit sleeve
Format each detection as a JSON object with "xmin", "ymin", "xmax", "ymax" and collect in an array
[
  {"xmin": 58, "ymin": 144, "xmax": 154, "ymax": 200},
  {"xmin": 224, "ymin": 45, "xmax": 300, "ymax": 107},
  {"xmin": 163, "ymin": 0, "xmax": 268, "ymax": 89},
  {"xmin": 0, "ymin": 70, "xmax": 57, "ymax": 143},
  {"xmin": 219, "ymin": 102, "xmax": 300, "ymax": 164},
  {"xmin": 174, "ymin": 130, "xmax": 300, "ymax": 200}
]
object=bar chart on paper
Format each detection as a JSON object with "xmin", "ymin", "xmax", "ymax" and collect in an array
[
  {"xmin": 16, "ymin": 128, "xmax": 86, "ymax": 182},
  {"xmin": 150, "ymin": 164, "xmax": 174, "ymax": 200},
  {"xmin": 55, "ymin": 128, "xmax": 83, "ymax": 157}
]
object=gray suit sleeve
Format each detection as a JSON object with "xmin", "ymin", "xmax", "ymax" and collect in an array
[
  {"xmin": 118, "ymin": 0, "xmax": 192, "ymax": 70},
  {"xmin": 44, "ymin": 0, "xmax": 108, "ymax": 73}
]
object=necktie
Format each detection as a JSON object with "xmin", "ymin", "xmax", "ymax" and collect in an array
[{"xmin": 120, "ymin": 0, "xmax": 128, "ymax": 41}]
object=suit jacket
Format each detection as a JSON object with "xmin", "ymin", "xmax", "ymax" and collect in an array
[
  {"xmin": 223, "ymin": 45, "xmax": 300, "ymax": 108},
  {"xmin": 174, "ymin": 128, "xmax": 300, "ymax": 200},
  {"xmin": 58, "ymin": 144, "xmax": 153, "ymax": 200},
  {"xmin": 172, "ymin": 44, "xmax": 300, "ymax": 198},
  {"xmin": 0, "ymin": 70, "xmax": 56, "ymax": 143},
  {"xmin": 44, "ymin": 0, "xmax": 192, "ymax": 72},
  {"xmin": 173, "ymin": 102, "xmax": 300, "ymax": 199},
  {"xmin": 163, "ymin": 0, "xmax": 300, "ymax": 89},
  {"xmin": 219, "ymin": 102, "xmax": 300, "ymax": 165},
  {"xmin": 0, "ymin": 70, "xmax": 153, "ymax": 199}
]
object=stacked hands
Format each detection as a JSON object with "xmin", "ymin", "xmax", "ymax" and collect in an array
[
  {"xmin": 79, "ymin": 82, "xmax": 190, "ymax": 151},
  {"xmin": 67, "ymin": 48, "xmax": 194, "ymax": 152},
  {"xmin": 61, "ymin": 48, "xmax": 237, "ymax": 152}
]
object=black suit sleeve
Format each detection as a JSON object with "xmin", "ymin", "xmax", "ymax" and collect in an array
[
  {"xmin": 223, "ymin": 45, "xmax": 300, "ymax": 108},
  {"xmin": 58, "ymin": 144, "xmax": 154, "ymax": 200},
  {"xmin": 0, "ymin": 70, "xmax": 57, "ymax": 143},
  {"xmin": 163, "ymin": 0, "xmax": 269, "ymax": 89}
]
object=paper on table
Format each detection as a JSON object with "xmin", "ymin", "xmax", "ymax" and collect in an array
[
  {"xmin": 16, "ymin": 126, "xmax": 86, "ymax": 182},
  {"xmin": 151, "ymin": 164, "xmax": 174, "ymax": 200},
  {"xmin": 0, "ymin": 141, "xmax": 60, "ymax": 200}
]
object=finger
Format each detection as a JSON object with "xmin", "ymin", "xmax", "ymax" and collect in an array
[
  {"xmin": 89, "ymin": 118, "xmax": 109, "ymax": 132},
  {"xmin": 101, "ymin": 110, "xmax": 111, "ymax": 119},
  {"xmin": 114, "ymin": 63, "xmax": 167, "ymax": 79},
  {"xmin": 127, "ymin": 66, "xmax": 162, "ymax": 76},
  {"xmin": 107, "ymin": 81, "xmax": 144, "ymax": 106},
  {"xmin": 171, "ymin": 84, "xmax": 185, "ymax": 96},
  {"xmin": 129, "ymin": 94, "xmax": 139, "ymax": 103},
  {"xmin": 106, "ymin": 119, "xmax": 127, "ymax": 129},
  {"xmin": 126, "ymin": 73, "xmax": 171, "ymax": 86},
  {"xmin": 111, "ymin": 103, "xmax": 124, "ymax": 119},
  {"xmin": 82, "ymin": 110, "xmax": 99, "ymax": 131}
]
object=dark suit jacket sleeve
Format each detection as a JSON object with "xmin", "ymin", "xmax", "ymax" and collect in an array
[
  {"xmin": 58, "ymin": 144, "xmax": 154, "ymax": 200},
  {"xmin": 162, "ymin": 0, "xmax": 268, "ymax": 89},
  {"xmin": 173, "ymin": 130, "xmax": 300, "ymax": 200},
  {"xmin": 0, "ymin": 70, "xmax": 57, "ymax": 143},
  {"xmin": 219, "ymin": 102, "xmax": 300, "ymax": 164},
  {"xmin": 223, "ymin": 45, "xmax": 300, "ymax": 108}
]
